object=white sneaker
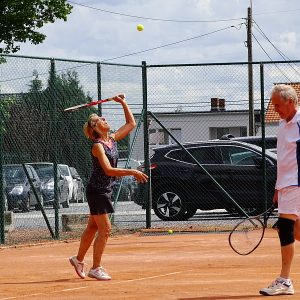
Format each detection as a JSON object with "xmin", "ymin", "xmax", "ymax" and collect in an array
[
  {"xmin": 260, "ymin": 278, "xmax": 294, "ymax": 296},
  {"xmin": 69, "ymin": 256, "xmax": 86, "ymax": 279},
  {"xmin": 88, "ymin": 266, "xmax": 111, "ymax": 281}
]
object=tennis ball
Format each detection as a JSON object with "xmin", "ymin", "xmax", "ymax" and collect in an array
[
  {"xmin": 168, "ymin": 229, "xmax": 173, "ymax": 234},
  {"xmin": 137, "ymin": 24, "xmax": 144, "ymax": 31}
]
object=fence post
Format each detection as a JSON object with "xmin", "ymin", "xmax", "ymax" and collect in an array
[
  {"xmin": 97, "ymin": 62, "xmax": 102, "ymax": 116},
  {"xmin": 0, "ymin": 127, "xmax": 4, "ymax": 244},
  {"xmin": 50, "ymin": 58, "xmax": 59, "ymax": 239},
  {"xmin": 142, "ymin": 61, "xmax": 151, "ymax": 228},
  {"xmin": 260, "ymin": 63, "xmax": 267, "ymax": 213}
]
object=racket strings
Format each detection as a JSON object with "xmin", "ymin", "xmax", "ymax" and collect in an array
[{"xmin": 229, "ymin": 218, "xmax": 265, "ymax": 255}]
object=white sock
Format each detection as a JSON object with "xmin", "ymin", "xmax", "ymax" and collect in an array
[{"xmin": 279, "ymin": 277, "xmax": 291, "ymax": 284}]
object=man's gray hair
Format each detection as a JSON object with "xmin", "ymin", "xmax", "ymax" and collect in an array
[{"xmin": 271, "ymin": 84, "xmax": 298, "ymax": 104}]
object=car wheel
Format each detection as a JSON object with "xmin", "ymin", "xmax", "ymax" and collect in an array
[
  {"xmin": 62, "ymin": 199, "xmax": 69, "ymax": 208},
  {"xmin": 153, "ymin": 189, "xmax": 186, "ymax": 221},
  {"xmin": 22, "ymin": 195, "xmax": 30, "ymax": 212}
]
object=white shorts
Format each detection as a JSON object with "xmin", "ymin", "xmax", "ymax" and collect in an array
[{"xmin": 278, "ymin": 186, "xmax": 300, "ymax": 216}]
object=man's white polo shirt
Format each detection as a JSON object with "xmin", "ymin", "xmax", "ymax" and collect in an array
[{"xmin": 276, "ymin": 109, "xmax": 300, "ymax": 190}]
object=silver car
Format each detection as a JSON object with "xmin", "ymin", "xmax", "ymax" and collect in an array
[{"xmin": 27, "ymin": 163, "xmax": 70, "ymax": 208}]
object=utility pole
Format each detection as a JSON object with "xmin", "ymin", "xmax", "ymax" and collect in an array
[{"xmin": 247, "ymin": 4, "xmax": 255, "ymax": 136}]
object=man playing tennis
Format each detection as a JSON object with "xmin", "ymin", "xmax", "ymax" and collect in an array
[{"xmin": 260, "ymin": 84, "xmax": 300, "ymax": 296}]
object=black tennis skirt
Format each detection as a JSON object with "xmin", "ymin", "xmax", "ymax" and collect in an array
[{"xmin": 86, "ymin": 186, "xmax": 115, "ymax": 215}]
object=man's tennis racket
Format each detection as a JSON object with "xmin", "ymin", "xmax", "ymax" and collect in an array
[
  {"xmin": 64, "ymin": 96, "xmax": 120, "ymax": 112},
  {"xmin": 228, "ymin": 204, "xmax": 277, "ymax": 256}
]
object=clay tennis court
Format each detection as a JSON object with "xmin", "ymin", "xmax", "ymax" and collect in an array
[{"xmin": 1, "ymin": 229, "xmax": 299, "ymax": 300}]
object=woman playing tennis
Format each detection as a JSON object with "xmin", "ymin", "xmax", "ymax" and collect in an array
[{"xmin": 69, "ymin": 94, "xmax": 148, "ymax": 281}]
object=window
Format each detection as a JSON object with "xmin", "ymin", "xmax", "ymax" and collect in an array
[
  {"xmin": 169, "ymin": 128, "xmax": 181, "ymax": 144},
  {"xmin": 181, "ymin": 146, "xmax": 221, "ymax": 165},
  {"xmin": 240, "ymin": 127, "xmax": 247, "ymax": 137},
  {"xmin": 217, "ymin": 128, "xmax": 229, "ymax": 139},
  {"xmin": 220, "ymin": 146, "xmax": 259, "ymax": 165},
  {"xmin": 149, "ymin": 128, "xmax": 181, "ymax": 145},
  {"xmin": 149, "ymin": 129, "xmax": 165, "ymax": 145}
]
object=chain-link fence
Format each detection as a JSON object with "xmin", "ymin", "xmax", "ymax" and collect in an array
[{"xmin": 1, "ymin": 55, "xmax": 300, "ymax": 244}]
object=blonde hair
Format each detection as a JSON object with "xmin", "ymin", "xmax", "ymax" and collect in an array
[{"xmin": 83, "ymin": 113, "xmax": 100, "ymax": 140}]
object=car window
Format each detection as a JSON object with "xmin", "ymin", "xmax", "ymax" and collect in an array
[
  {"xmin": 70, "ymin": 167, "xmax": 79, "ymax": 177},
  {"xmin": 59, "ymin": 165, "xmax": 71, "ymax": 176},
  {"xmin": 35, "ymin": 167, "xmax": 53, "ymax": 181},
  {"xmin": 220, "ymin": 146, "xmax": 260, "ymax": 165},
  {"xmin": 3, "ymin": 166, "xmax": 26, "ymax": 183},
  {"xmin": 181, "ymin": 146, "xmax": 221, "ymax": 165}
]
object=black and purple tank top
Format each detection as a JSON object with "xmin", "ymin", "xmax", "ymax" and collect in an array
[{"xmin": 87, "ymin": 137, "xmax": 118, "ymax": 192}]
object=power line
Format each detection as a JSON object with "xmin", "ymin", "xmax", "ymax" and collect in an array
[
  {"xmin": 101, "ymin": 24, "xmax": 240, "ymax": 62},
  {"xmin": 253, "ymin": 8, "xmax": 300, "ymax": 16},
  {"xmin": 253, "ymin": 20, "xmax": 300, "ymax": 79},
  {"xmin": 252, "ymin": 33, "xmax": 291, "ymax": 82},
  {"xmin": 67, "ymin": 0, "xmax": 244, "ymax": 23}
]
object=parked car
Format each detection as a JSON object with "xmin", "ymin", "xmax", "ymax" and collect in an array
[
  {"xmin": 113, "ymin": 158, "xmax": 141, "ymax": 201},
  {"xmin": 219, "ymin": 134, "xmax": 277, "ymax": 153},
  {"xmin": 132, "ymin": 140, "xmax": 277, "ymax": 221},
  {"xmin": 27, "ymin": 163, "xmax": 70, "ymax": 208},
  {"xmin": 58, "ymin": 164, "xmax": 74, "ymax": 202},
  {"xmin": 118, "ymin": 158, "xmax": 142, "ymax": 170},
  {"xmin": 3, "ymin": 164, "xmax": 43, "ymax": 212},
  {"xmin": 69, "ymin": 167, "xmax": 85, "ymax": 203},
  {"xmin": 2, "ymin": 178, "xmax": 8, "ymax": 211}
]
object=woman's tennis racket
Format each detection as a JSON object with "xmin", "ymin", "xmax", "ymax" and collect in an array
[
  {"xmin": 64, "ymin": 96, "xmax": 118, "ymax": 112},
  {"xmin": 228, "ymin": 204, "xmax": 277, "ymax": 256}
]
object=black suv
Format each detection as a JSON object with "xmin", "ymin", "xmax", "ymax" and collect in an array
[{"xmin": 132, "ymin": 140, "xmax": 277, "ymax": 221}]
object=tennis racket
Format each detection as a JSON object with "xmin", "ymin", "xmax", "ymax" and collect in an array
[
  {"xmin": 63, "ymin": 95, "xmax": 121, "ymax": 112},
  {"xmin": 228, "ymin": 204, "xmax": 277, "ymax": 256}
]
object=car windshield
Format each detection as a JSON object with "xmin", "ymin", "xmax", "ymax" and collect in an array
[
  {"xmin": 59, "ymin": 165, "xmax": 70, "ymax": 176},
  {"xmin": 3, "ymin": 166, "xmax": 26, "ymax": 183},
  {"xmin": 35, "ymin": 167, "xmax": 53, "ymax": 181},
  {"xmin": 70, "ymin": 168, "xmax": 79, "ymax": 177}
]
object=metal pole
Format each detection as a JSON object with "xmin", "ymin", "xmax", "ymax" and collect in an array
[
  {"xmin": 0, "ymin": 128, "xmax": 4, "ymax": 244},
  {"xmin": 142, "ymin": 61, "xmax": 151, "ymax": 228},
  {"xmin": 97, "ymin": 62, "xmax": 102, "ymax": 116},
  {"xmin": 260, "ymin": 63, "xmax": 268, "ymax": 214},
  {"xmin": 247, "ymin": 6, "xmax": 255, "ymax": 136},
  {"xmin": 50, "ymin": 59, "xmax": 59, "ymax": 239}
]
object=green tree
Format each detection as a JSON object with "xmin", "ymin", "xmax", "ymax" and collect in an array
[
  {"xmin": 3, "ymin": 67, "xmax": 94, "ymax": 179},
  {"xmin": 0, "ymin": 95, "xmax": 16, "ymax": 134},
  {"xmin": 0, "ymin": 0, "xmax": 72, "ymax": 54}
]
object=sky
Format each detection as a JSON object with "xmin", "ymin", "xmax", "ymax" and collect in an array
[
  {"xmin": 15, "ymin": 0, "xmax": 300, "ymax": 65},
  {"xmin": 3, "ymin": 0, "xmax": 300, "ymax": 129}
]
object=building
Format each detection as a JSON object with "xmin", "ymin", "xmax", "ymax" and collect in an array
[{"xmin": 130, "ymin": 98, "xmax": 261, "ymax": 161}]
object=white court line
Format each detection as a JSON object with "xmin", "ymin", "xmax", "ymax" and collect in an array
[
  {"xmin": 3, "ymin": 269, "xmax": 300, "ymax": 299},
  {"xmin": 0, "ymin": 271, "xmax": 182, "ymax": 300}
]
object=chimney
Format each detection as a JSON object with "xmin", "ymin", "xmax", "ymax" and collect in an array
[
  {"xmin": 211, "ymin": 98, "xmax": 219, "ymax": 111},
  {"xmin": 219, "ymin": 98, "xmax": 226, "ymax": 111},
  {"xmin": 211, "ymin": 98, "xmax": 225, "ymax": 112}
]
